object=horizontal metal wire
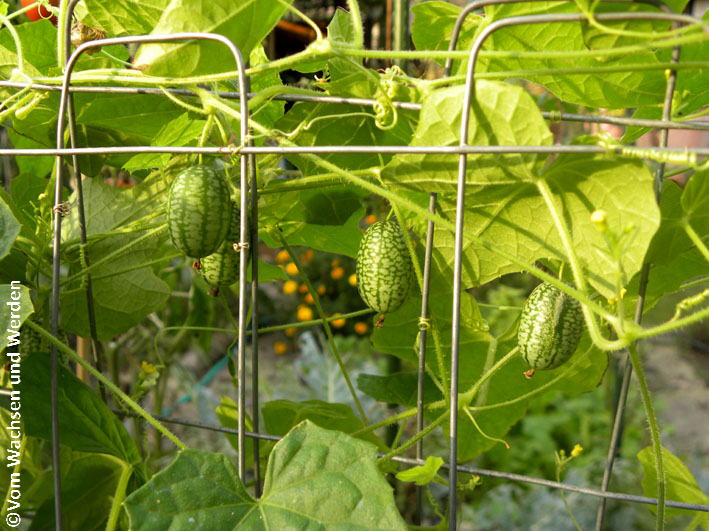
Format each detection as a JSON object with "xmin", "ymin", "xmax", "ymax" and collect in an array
[
  {"xmin": 2, "ymin": 80, "xmax": 708, "ymax": 131},
  {"xmin": 3, "ymin": 145, "xmax": 709, "ymax": 157},
  {"xmin": 110, "ymin": 408, "xmax": 709, "ymax": 513}
]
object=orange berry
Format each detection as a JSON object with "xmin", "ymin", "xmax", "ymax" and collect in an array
[
  {"xmin": 274, "ymin": 341, "xmax": 288, "ymax": 355},
  {"xmin": 285, "ymin": 327, "xmax": 298, "ymax": 338},
  {"xmin": 354, "ymin": 322, "xmax": 368, "ymax": 335},
  {"xmin": 282, "ymin": 280, "xmax": 298, "ymax": 295},
  {"xmin": 331, "ymin": 266, "xmax": 345, "ymax": 280},
  {"xmin": 285, "ymin": 262, "xmax": 299, "ymax": 276},
  {"xmin": 348, "ymin": 273, "xmax": 357, "ymax": 287},
  {"xmin": 331, "ymin": 313, "xmax": 346, "ymax": 328},
  {"xmin": 275, "ymin": 249, "xmax": 290, "ymax": 263},
  {"xmin": 331, "ymin": 259, "xmax": 340, "ymax": 267},
  {"xmin": 304, "ymin": 293, "xmax": 314, "ymax": 304},
  {"xmin": 296, "ymin": 305, "xmax": 313, "ymax": 322},
  {"xmin": 298, "ymin": 283, "xmax": 309, "ymax": 294},
  {"xmin": 365, "ymin": 214, "xmax": 377, "ymax": 225},
  {"xmin": 301, "ymin": 249, "xmax": 314, "ymax": 261},
  {"xmin": 317, "ymin": 284, "xmax": 326, "ymax": 295}
]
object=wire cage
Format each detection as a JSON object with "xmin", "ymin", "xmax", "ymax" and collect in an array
[{"xmin": 1, "ymin": 0, "xmax": 709, "ymax": 529}]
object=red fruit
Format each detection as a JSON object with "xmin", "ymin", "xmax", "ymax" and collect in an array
[{"xmin": 21, "ymin": 0, "xmax": 59, "ymax": 24}]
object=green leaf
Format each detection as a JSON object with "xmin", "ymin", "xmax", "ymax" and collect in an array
[
  {"xmin": 122, "ymin": 112, "xmax": 206, "ymax": 173},
  {"xmin": 0, "ymin": 193, "xmax": 20, "ymax": 260},
  {"xmin": 125, "ymin": 422, "xmax": 407, "ymax": 529},
  {"xmin": 59, "ymin": 178, "xmax": 171, "ymax": 340},
  {"xmin": 417, "ymin": 145, "xmax": 659, "ymax": 297},
  {"xmin": 262, "ymin": 399, "xmax": 385, "ymax": 451},
  {"xmin": 28, "ymin": 453, "xmax": 126, "ymax": 531},
  {"xmin": 75, "ymin": 0, "xmax": 172, "ymax": 37},
  {"xmin": 395, "ymin": 456, "xmax": 444, "ymax": 486},
  {"xmin": 0, "ymin": 283, "xmax": 33, "ymax": 352},
  {"xmin": 357, "ymin": 372, "xmax": 443, "ymax": 407},
  {"xmin": 259, "ymin": 185, "xmax": 367, "ymax": 258},
  {"xmin": 19, "ymin": 353, "xmax": 142, "ymax": 465},
  {"xmin": 638, "ymin": 445, "xmax": 709, "ymax": 523},
  {"xmin": 133, "ymin": 0, "xmax": 294, "ymax": 77},
  {"xmin": 479, "ymin": 2, "xmax": 674, "ymax": 108},
  {"xmin": 411, "ymin": 1, "xmax": 480, "ymax": 71},
  {"xmin": 681, "ymin": 170, "xmax": 709, "ymax": 231},
  {"xmin": 382, "ymin": 82, "xmax": 553, "ymax": 194}
]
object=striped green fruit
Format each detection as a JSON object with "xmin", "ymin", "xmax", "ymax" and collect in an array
[
  {"xmin": 167, "ymin": 165, "xmax": 231, "ymax": 258},
  {"xmin": 518, "ymin": 282, "xmax": 584, "ymax": 372},
  {"xmin": 201, "ymin": 203, "xmax": 247, "ymax": 287},
  {"xmin": 356, "ymin": 220, "xmax": 413, "ymax": 314}
]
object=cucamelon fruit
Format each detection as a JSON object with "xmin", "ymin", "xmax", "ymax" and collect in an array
[
  {"xmin": 356, "ymin": 220, "xmax": 414, "ymax": 319},
  {"xmin": 518, "ymin": 282, "xmax": 584, "ymax": 377},
  {"xmin": 167, "ymin": 165, "xmax": 231, "ymax": 258}
]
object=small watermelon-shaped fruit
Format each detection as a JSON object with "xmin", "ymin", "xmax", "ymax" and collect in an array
[
  {"xmin": 201, "ymin": 203, "xmax": 247, "ymax": 288},
  {"xmin": 167, "ymin": 165, "xmax": 231, "ymax": 258},
  {"xmin": 518, "ymin": 282, "xmax": 584, "ymax": 378},
  {"xmin": 356, "ymin": 220, "xmax": 414, "ymax": 320}
]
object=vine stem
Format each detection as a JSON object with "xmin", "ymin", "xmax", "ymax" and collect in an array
[
  {"xmin": 459, "ymin": 347, "xmax": 519, "ymax": 406},
  {"xmin": 60, "ymin": 225, "xmax": 167, "ymax": 286},
  {"xmin": 377, "ymin": 411, "xmax": 448, "ymax": 463},
  {"xmin": 627, "ymin": 342, "xmax": 665, "ymax": 530},
  {"xmin": 105, "ymin": 463, "xmax": 133, "ymax": 531},
  {"xmin": 682, "ymin": 221, "xmax": 709, "ymax": 264},
  {"xmin": 346, "ymin": 0, "xmax": 364, "ymax": 50},
  {"xmin": 273, "ymin": 230, "xmax": 370, "ymax": 426},
  {"xmin": 535, "ymin": 178, "xmax": 621, "ymax": 351},
  {"xmin": 0, "ymin": 13, "xmax": 24, "ymax": 74},
  {"xmin": 388, "ymin": 199, "xmax": 448, "ymax": 404},
  {"xmin": 24, "ymin": 320, "xmax": 187, "ymax": 450}
]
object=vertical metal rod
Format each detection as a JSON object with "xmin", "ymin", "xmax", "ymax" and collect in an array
[
  {"xmin": 415, "ymin": 192, "xmax": 437, "ymax": 525},
  {"xmin": 246, "ymin": 77, "xmax": 262, "ymax": 496},
  {"xmin": 56, "ymin": 34, "xmax": 249, "ymax": 483},
  {"xmin": 63, "ymin": 0, "xmax": 105, "ymax": 401},
  {"xmin": 594, "ymin": 41, "xmax": 681, "ymax": 531}
]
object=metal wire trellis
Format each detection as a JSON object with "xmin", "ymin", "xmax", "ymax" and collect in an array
[{"xmin": 3, "ymin": 0, "xmax": 709, "ymax": 529}]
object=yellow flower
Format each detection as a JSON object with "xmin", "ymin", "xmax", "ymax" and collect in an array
[
  {"xmin": 331, "ymin": 266, "xmax": 345, "ymax": 280},
  {"xmin": 275, "ymin": 249, "xmax": 290, "ymax": 263},
  {"xmin": 304, "ymin": 293, "xmax": 315, "ymax": 304},
  {"xmin": 285, "ymin": 262, "xmax": 299, "ymax": 276},
  {"xmin": 282, "ymin": 280, "xmax": 298, "ymax": 295},
  {"xmin": 571, "ymin": 444, "xmax": 583, "ymax": 457},
  {"xmin": 274, "ymin": 341, "xmax": 288, "ymax": 355},
  {"xmin": 354, "ymin": 322, "xmax": 368, "ymax": 335},
  {"xmin": 141, "ymin": 361, "xmax": 156, "ymax": 374},
  {"xmin": 285, "ymin": 327, "xmax": 298, "ymax": 338},
  {"xmin": 591, "ymin": 209, "xmax": 608, "ymax": 233},
  {"xmin": 296, "ymin": 305, "xmax": 313, "ymax": 322},
  {"xmin": 348, "ymin": 273, "xmax": 357, "ymax": 287},
  {"xmin": 316, "ymin": 284, "xmax": 326, "ymax": 295},
  {"xmin": 331, "ymin": 313, "xmax": 346, "ymax": 328}
]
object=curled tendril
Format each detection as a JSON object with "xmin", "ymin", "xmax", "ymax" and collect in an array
[
  {"xmin": 372, "ymin": 66, "xmax": 404, "ymax": 130},
  {"xmin": 670, "ymin": 288, "xmax": 709, "ymax": 322}
]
